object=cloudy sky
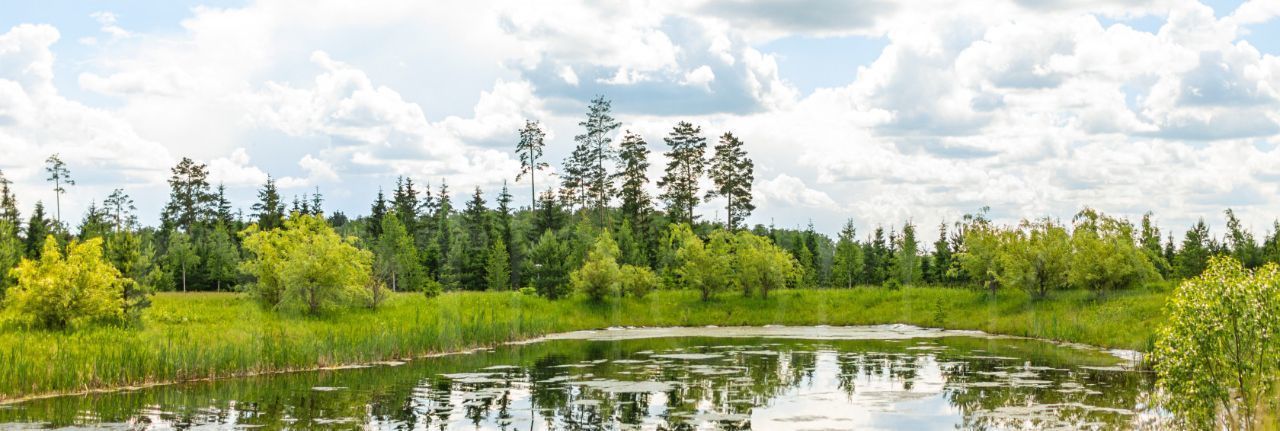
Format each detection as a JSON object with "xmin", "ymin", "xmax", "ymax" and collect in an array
[{"xmin": 1, "ymin": 0, "xmax": 1279, "ymax": 239}]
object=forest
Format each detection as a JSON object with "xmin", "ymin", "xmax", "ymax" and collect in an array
[{"xmin": 1, "ymin": 97, "xmax": 1279, "ymax": 428}]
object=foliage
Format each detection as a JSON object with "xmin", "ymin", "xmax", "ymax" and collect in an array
[
  {"xmin": 1068, "ymin": 209, "xmax": 1159, "ymax": 294},
  {"xmin": 732, "ymin": 231, "xmax": 797, "ymax": 299},
  {"xmin": 894, "ymin": 221, "xmax": 922, "ymax": 285},
  {"xmin": 998, "ymin": 219, "xmax": 1072, "ymax": 298},
  {"xmin": 954, "ymin": 220, "xmax": 1003, "ymax": 294},
  {"xmin": 164, "ymin": 232, "xmax": 200, "ymax": 292},
  {"xmin": 619, "ymin": 264, "xmax": 659, "ymax": 298},
  {"xmin": 657, "ymin": 122, "xmax": 707, "ymax": 225},
  {"xmin": 706, "ymin": 132, "xmax": 754, "ymax": 231},
  {"xmin": 485, "ymin": 238, "xmax": 511, "ymax": 291},
  {"xmin": 515, "ymin": 120, "xmax": 549, "ymax": 210},
  {"xmin": 831, "ymin": 220, "xmax": 862, "ymax": 289},
  {"xmin": 240, "ymin": 214, "xmax": 375, "ymax": 314},
  {"xmin": 374, "ymin": 210, "xmax": 419, "ymax": 292},
  {"xmin": 528, "ymin": 229, "xmax": 571, "ymax": 299},
  {"xmin": 4, "ymin": 236, "xmax": 131, "ymax": 329},
  {"xmin": 1154, "ymin": 257, "xmax": 1280, "ymax": 430},
  {"xmin": 672, "ymin": 225, "xmax": 733, "ymax": 301},
  {"xmin": 571, "ymin": 231, "xmax": 622, "ymax": 301}
]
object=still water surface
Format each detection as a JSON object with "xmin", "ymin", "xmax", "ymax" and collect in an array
[{"xmin": 0, "ymin": 326, "xmax": 1156, "ymax": 430}]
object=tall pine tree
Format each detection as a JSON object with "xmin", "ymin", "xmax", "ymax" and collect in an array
[
  {"xmin": 706, "ymin": 132, "xmax": 754, "ymax": 231},
  {"xmin": 515, "ymin": 120, "xmax": 549, "ymax": 210},
  {"xmin": 657, "ymin": 121, "xmax": 707, "ymax": 225}
]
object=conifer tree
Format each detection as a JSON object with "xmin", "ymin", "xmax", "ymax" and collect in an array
[
  {"xmin": 894, "ymin": 221, "xmax": 922, "ymax": 285},
  {"xmin": 575, "ymin": 96, "xmax": 622, "ymax": 226},
  {"xmin": 486, "ymin": 237, "xmax": 511, "ymax": 291},
  {"xmin": 616, "ymin": 131, "xmax": 652, "ymax": 225},
  {"xmin": 1175, "ymin": 219, "xmax": 1211, "ymax": 278},
  {"xmin": 515, "ymin": 120, "xmax": 549, "ymax": 210},
  {"xmin": 528, "ymin": 229, "xmax": 570, "ymax": 298},
  {"xmin": 367, "ymin": 188, "xmax": 388, "ymax": 239},
  {"xmin": 0, "ymin": 169, "xmax": 19, "ymax": 228},
  {"xmin": 392, "ymin": 176, "xmax": 419, "ymax": 233},
  {"xmin": 24, "ymin": 202, "xmax": 50, "ymax": 258},
  {"xmin": 930, "ymin": 222, "xmax": 953, "ymax": 283},
  {"xmin": 252, "ymin": 176, "xmax": 285, "ymax": 230},
  {"xmin": 44, "ymin": 154, "xmax": 74, "ymax": 226},
  {"xmin": 460, "ymin": 187, "xmax": 491, "ymax": 290},
  {"xmin": 706, "ymin": 132, "xmax": 754, "ymax": 231},
  {"xmin": 831, "ymin": 219, "xmax": 862, "ymax": 288},
  {"xmin": 657, "ymin": 121, "xmax": 707, "ymax": 225},
  {"xmin": 376, "ymin": 210, "xmax": 419, "ymax": 292},
  {"xmin": 160, "ymin": 157, "xmax": 214, "ymax": 234}
]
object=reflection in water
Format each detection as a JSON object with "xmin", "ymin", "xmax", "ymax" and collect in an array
[{"xmin": 0, "ymin": 334, "xmax": 1155, "ymax": 430}]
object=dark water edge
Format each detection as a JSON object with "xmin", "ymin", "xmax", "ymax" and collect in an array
[{"xmin": 0, "ymin": 330, "xmax": 1158, "ymax": 430}]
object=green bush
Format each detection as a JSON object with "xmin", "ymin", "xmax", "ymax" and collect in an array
[
  {"xmin": 619, "ymin": 264, "xmax": 659, "ymax": 298},
  {"xmin": 571, "ymin": 231, "xmax": 622, "ymax": 301},
  {"xmin": 1153, "ymin": 257, "xmax": 1280, "ymax": 429},
  {"xmin": 240, "ymin": 214, "xmax": 376, "ymax": 314},
  {"xmin": 4, "ymin": 236, "xmax": 133, "ymax": 329}
]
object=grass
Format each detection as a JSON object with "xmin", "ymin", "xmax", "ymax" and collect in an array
[{"xmin": 0, "ymin": 285, "xmax": 1169, "ymax": 401}]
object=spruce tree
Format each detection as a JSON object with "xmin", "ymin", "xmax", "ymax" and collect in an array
[
  {"xmin": 486, "ymin": 238, "xmax": 511, "ymax": 291},
  {"xmin": 23, "ymin": 202, "xmax": 50, "ymax": 258},
  {"xmin": 930, "ymin": 222, "xmax": 953, "ymax": 284},
  {"xmin": 376, "ymin": 210, "xmax": 419, "ymax": 292},
  {"xmin": 0, "ymin": 169, "xmax": 20, "ymax": 228},
  {"xmin": 460, "ymin": 187, "xmax": 491, "ymax": 290},
  {"xmin": 392, "ymin": 176, "xmax": 419, "ymax": 233},
  {"xmin": 1175, "ymin": 219, "xmax": 1211, "ymax": 278},
  {"xmin": 367, "ymin": 188, "xmax": 388, "ymax": 239},
  {"xmin": 831, "ymin": 219, "xmax": 862, "ymax": 288},
  {"xmin": 706, "ymin": 132, "xmax": 754, "ymax": 231},
  {"xmin": 657, "ymin": 121, "xmax": 707, "ymax": 225},
  {"xmin": 252, "ymin": 176, "xmax": 285, "ymax": 230}
]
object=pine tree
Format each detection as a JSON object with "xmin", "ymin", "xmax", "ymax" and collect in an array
[
  {"xmin": 657, "ymin": 121, "xmax": 707, "ymax": 225},
  {"xmin": 515, "ymin": 120, "xmax": 549, "ymax": 210},
  {"xmin": 309, "ymin": 187, "xmax": 323, "ymax": 216},
  {"xmin": 831, "ymin": 219, "xmax": 862, "ymax": 288},
  {"xmin": 252, "ymin": 176, "xmax": 285, "ymax": 230},
  {"xmin": 616, "ymin": 131, "xmax": 652, "ymax": 224},
  {"xmin": 44, "ymin": 154, "xmax": 75, "ymax": 226},
  {"xmin": 214, "ymin": 184, "xmax": 235, "ymax": 227},
  {"xmin": 494, "ymin": 182, "xmax": 518, "ymax": 286},
  {"xmin": 528, "ymin": 229, "xmax": 570, "ymax": 298},
  {"xmin": 160, "ymin": 157, "xmax": 214, "ymax": 234},
  {"xmin": 77, "ymin": 201, "xmax": 111, "ymax": 240},
  {"xmin": 435, "ymin": 181, "xmax": 457, "ymax": 287},
  {"xmin": 532, "ymin": 188, "xmax": 567, "ymax": 240},
  {"xmin": 706, "ymin": 132, "xmax": 755, "ymax": 231},
  {"xmin": 575, "ymin": 96, "xmax": 622, "ymax": 226},
  {"xmin": 616, "ymin": 218, "xmax": 647, "ymax": 266}
]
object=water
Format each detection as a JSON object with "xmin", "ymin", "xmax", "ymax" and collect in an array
[{"xmin": 0, "ymin": 326, "xmax": 1157, "ymax": 430}]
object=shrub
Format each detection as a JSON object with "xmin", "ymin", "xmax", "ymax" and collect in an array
[
  {"xmin": 732, "ymin": 231, "xmax": 797, "ymax": 299},
  {"xmin": 4, "ymin": 236, "xmax": 131, "ymax": 329},
  {"xmin": 619, "ymin": 264, "xmax": 659, "ymax": 298},
  {"xmin": 571, "ymin": 231, "xmax": 622, "ymax": 301},
  {"xmin": 1153, "ymin": 257, "xmax": 1280, "ymax": 429},
  {"xmin": 240, "ymin": 214, "xmax": 375, "ymax": 314}
]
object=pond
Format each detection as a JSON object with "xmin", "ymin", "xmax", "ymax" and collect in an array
[{"xmin": 0, "ymin": 325, "xmax": 1158, "ymax": 430}]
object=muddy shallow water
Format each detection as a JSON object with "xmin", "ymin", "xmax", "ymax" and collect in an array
[{"xmin": 0, "ymin": 325, "xmax": 1159, "ymax": 430}]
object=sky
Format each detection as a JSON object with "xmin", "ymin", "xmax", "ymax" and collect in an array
[{"xmin": 2, "ymin": 0, "xmax": 1280, "ymax": 240}]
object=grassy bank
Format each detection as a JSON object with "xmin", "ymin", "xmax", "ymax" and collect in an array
[{"xmin": 0, "ymin": 286, "xmax": 1169, "ymax": 401}]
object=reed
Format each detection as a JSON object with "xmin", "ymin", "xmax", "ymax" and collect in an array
[{"xmin": 0, "ymin": 286, "xmax": 1168, "ymax": 401}]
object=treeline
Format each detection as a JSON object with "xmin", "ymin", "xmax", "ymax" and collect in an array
[{"xmin": 5, "ymin": 97, "xmax": 1280, "ymax": 321}]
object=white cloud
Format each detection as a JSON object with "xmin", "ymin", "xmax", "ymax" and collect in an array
[{"xmin": 757, "ymin": 174, "xmax": 838, "ymax": 209}]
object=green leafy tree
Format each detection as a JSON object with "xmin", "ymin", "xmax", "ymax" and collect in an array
[
  {"xmin": 1140, "ymin": 212, "xmax": 1172, "ymax": 278},
  {"xmin": 1224, "ymin": 208, "xmax": 1261, "ymax": 268},
  {"xmin": 0, "ymin": 219, "xmax": 21, "ymax": 292},
  {"xmin": 616, "ymin": 218, "xmax": 647, "ymax": 266},
  {"xmin": 515, "ymin": 120, "xmax": 549, "ymax": 210},
  {"xmin": 571, "ymin": 230, "xmax": 622, "ymax": 301},
  {"xmin": 1154, "ymin": 257, "xmax": 1280, "ymax": 430},
  {"xmin": 619, "ymin": 264, "xmax": 659, "ymax": 298},
  {"xmin": 44, "ymin": 154, "xmax": 75, "ymax": 226},
  {"xmin": 657, "ymin": 122, "xmax": 707, "ymax": 225},
  {"xmin": 733, "ymin": 231, "xmax": 797, "ymax": 299},
  {"xmin": 1068, "ymin": 208, "xmax": 1159, "ymax": 294},
  {"xmin": 240, "ymin": 214, "xmax": 376, "ymax": 314},
  {"xmin": 203, "ymin": 223, "xmax": 240, "ymax": 291},
  {"xmin": 165, "ymin": 231, "xmax": 199, "ymax": 292},
  {"xmin": 706, "ymin": 132, "xmax": 755, "ymax": 231},
  {"xmin": 672, "ymin": 225, "xmax": 732, "ymax": 301},
  {"xmin": 528, "ymin": 229, "xmax": 571, "ymax": 299},
  {"xmin": 955, "ymin": 220, "xmax": 1003, "ymax": 294},
  {"xmin": 831, "ymin": 220, "xmax": 862, "ymax": 288},
  {"xmin": 5, "ymin": 236, "xmax": 130, "ymax": 329},
  {"xmin": 998, "ymin": 219, "xmax": 1071, "ymax": 298},
  {"xmin": 894, "ymin": 221, "xmax": 922, "ymax": 285},
  {"xmin": 486, "ymin": 237, "xmax": 511, "ymax": 291},
  {"xmin": 376, "ymin": 210, "xmax": 420, "ymax": 292}
]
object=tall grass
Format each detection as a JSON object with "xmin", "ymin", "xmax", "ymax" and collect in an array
[{"xmin": 0, "ymin": 286, "xmax": 1168, "ymax": 401}]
